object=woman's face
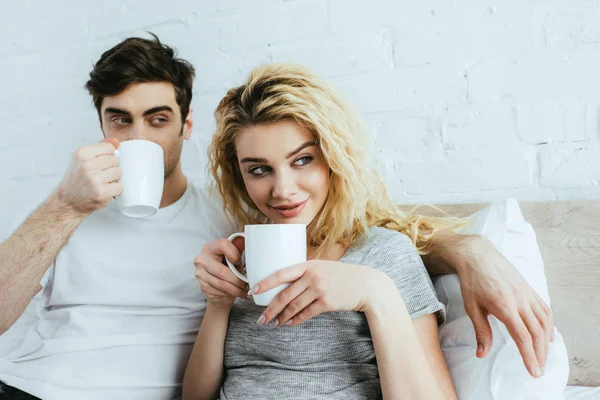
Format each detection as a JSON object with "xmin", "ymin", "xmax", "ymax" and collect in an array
[{"xmin": 235, "ymin": 120, "xmax": 330, "ymax": 226}]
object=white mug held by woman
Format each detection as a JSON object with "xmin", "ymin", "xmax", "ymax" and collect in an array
[{"xmin": 225, "ymin": 224, "xmax": 306, "ymax": 306}]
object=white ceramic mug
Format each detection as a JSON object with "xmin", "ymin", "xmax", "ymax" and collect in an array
[
  {"xmin": 114, "ymin": 140, "xmax": 164, "ymax": 218},
  {"xmin": 225, "ymin": 224, "xmax": 306, "ymax": 306}
]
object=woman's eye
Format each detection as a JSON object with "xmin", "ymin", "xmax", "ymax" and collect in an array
[
  {"xmin": 294, "ymin": 156, "xmax": 313, "ymax": 166},
  {"xmin": 249, "ymin": 166, "xmax": 270, "ymax": 176}
]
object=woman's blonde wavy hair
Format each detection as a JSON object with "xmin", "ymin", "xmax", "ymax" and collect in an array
[{"xmin": 209, "ymin": 63, "xmax": 464, "ymax": 255}]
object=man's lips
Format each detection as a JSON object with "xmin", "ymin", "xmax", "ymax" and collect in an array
[{"xmin": 270, "ymin": 198, "xmax": 309, "ymax": 218}]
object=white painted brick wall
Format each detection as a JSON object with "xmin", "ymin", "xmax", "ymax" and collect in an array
[{"xmin": 1, "ymin": 0, "xmax": 600, "ymax": 239}]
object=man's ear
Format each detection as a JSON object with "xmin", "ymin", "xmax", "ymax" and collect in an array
[{"xmin": 183, "ymin": 107, "xmax": 193, "ymax": 140}]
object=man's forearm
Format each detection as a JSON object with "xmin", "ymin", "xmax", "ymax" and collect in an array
[
  {"xmin": 0, "ymin": 192, "xmax": 87, "ymax": 333},
  {"xmin": 421, "ymin": 230, "xmax": 483, "ymax": 276}
]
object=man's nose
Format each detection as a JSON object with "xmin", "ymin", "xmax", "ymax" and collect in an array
[{"xmin": 125, "ymin": 123, "xmax": 151, "ymax": 141}]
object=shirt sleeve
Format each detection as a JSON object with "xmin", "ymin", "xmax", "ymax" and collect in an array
[{"xmin": 361, "ymin": 230, "xmax": 446, "ymax": 324}]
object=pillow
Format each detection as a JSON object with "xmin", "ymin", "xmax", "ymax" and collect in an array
[{"xmin": 433, "ymin": 198, "xmax": 570, "ymax": 400}]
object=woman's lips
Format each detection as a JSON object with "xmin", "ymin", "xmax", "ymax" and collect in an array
[{"xmin": 270, "ymin": 198, "xmax": 309, "ymax": 218}]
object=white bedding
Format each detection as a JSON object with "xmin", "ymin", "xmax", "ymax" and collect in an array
[{"xmin": 565, "ymin": 386, "xmax": 600, "ymax": 400}]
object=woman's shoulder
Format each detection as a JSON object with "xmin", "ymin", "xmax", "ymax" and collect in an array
[
  {"xmin": 348, "ymin": 227, "xmax": 417, "ymax": 263},
  {"xmin": 352, "ymin": 228, "xmax": 445, "ymax": 322},
  {"xmin": 362, "ymin": 226, "xmax": 414, "ymax": 251}
]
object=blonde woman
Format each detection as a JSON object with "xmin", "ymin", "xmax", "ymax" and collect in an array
[{"xmin": 183, "ymin": 64, "xmax": 460, "ymax": 399}]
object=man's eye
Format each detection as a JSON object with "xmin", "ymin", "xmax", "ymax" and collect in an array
[
  {"xmin": 112, "ymin": 117, "xmax": 130, "ymax": 125},
  {"xmin": 249, "ymin": 166, "xmax": 269, "ymax": 176},
  {"xmin": 153, "ymin": 117, "xmax": 168, "ymax": 124}
]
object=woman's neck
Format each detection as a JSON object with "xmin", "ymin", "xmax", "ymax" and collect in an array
[{"xmin": 307, "ymin": 243, "xmax": 348, "ymax": 262}]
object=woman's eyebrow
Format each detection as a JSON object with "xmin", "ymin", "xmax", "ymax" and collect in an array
[{"xmin": 285, "ymin": 141, "xmax": 315, "ymax": 159}]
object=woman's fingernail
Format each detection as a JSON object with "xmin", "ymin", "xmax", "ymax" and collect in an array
[
  {"xmin": 248, "ymin": 285, "xmax": 258, "ymax": 295},
  {"xmin": 477, "ymin": 344, "xmax": 483, "ymax": 354},
  {"xmin": 534, "ymin": 367, "xmax": 543, "ymax": 378},
  {"xmin": 269, "ymin": 320, "xmax": 279, "ymax": 328},
  {"xmin": 256, "ymin": 314, "xmax": 266, "ymax": 325},
  {"xmin": 284, "ymin": 320, "xmax": 293, "ymax": 326}
]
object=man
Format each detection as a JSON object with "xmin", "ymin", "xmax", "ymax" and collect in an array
[{"xmin": 0, "ymin": 35, "xmax": 552, "ymax": 400}]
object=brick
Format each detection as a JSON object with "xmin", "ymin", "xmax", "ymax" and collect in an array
[
  {"xmin": 0, "ymin": 11, "xmax": 88, "ymax": 55},
  {"xmin": 218, "ymin": 0, "xmax": 327, "ymax": 51},
  {"xmin": 443, "ymin": 103, "xmax": 519, "ymax": 149},
  {"xmin": 0, "ymin": 41, "xmax": 111, "ymax": 92},
  {"xmin": 0, "ymin": 178, "xmax": 59, "ymax": 239},
  {"xmin": 84, "ymin": 1, "xmax": 191, "ymax": 39},
  {"xmin": 328, "ymin": 0, "xmax": 454, "ymax": 34},
  {"xmin": 215, "ymin": 0, "xmax": 279, "ymax": 12},
  {"xmin": 153, "ymin": 21, "xmax": 224, "ymax": 64},
  {"xmin": 539, "ymin": 2, "xmax": 600, "ymax": 49},
  {"xmin": 191, "ymin": 92, "xmax": 225, "ymax": 136},
  {"xmin": 516, "ymin": 101, "xmax": 589, "ymax": 144},
  {"xmin": 181, "ymin": 138, "xmax": 203, "ymax": 172},
  {"xmin": 331, "ymin": 65, "xmax": 465, "ymax": 113},
  {"xmin": 565, "ymin": 102, "xmax": 594, "ymax": 142},
  {"xmin": 394, "ymin": 5, "xmax": 540, "ymax": 66},
  {"xmin": 0, "ymin": 149, "xmax": 37, "ymax": 180},
  {"xmin": 377, "ymin": 160, "xmax": 405, "ymax": 203},
  {"xmin": 269, "ymin": 27, "xmax": 394, "ymax": 77},
  {"xmin": 468, "ymin": 50, "xmax": 600, "ymax": 103},
  {"xmin": 540, "ymin": 143, "xmax": 600, "ymax": 188},
  {"xmin": 370, "ymin": 115, "xmax": 440, "ymax": 152},
  {"xmin": 0, "ymin": 83, "xmax": 92, "ymax": 120},
  {"xmin": 193, "ymin": 50, "xmax": 271, "ymax": 93},
  {"xmin": 516, "ymin": 102, "xmax": 565, "ymax": 144},
  {"xmin": 397, "ymin": 149, "xmax": 532, "ymax": 195},
  {"xmin": 33, "ymin": 147, "xmax": 72, "ymax": 178}
]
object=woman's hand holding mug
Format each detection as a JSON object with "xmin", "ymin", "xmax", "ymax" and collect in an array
[
  {"xmin": 193, "ymin": 239, "xmax": 249, "ymax": 308},
  {"xmin": 253, "ymin": 260, "xmax": 399, "ymax": 327}
]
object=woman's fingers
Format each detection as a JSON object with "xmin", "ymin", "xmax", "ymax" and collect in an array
[
  {"xmin": 209, "ymin": 239, "xmax": 243, "ymax": 265},
  {"xmin": 195, "ymin": 252, "xmax": 247, "ymax": 291},
  {"xmin": 287, "ymin": 300, "xmax": 325, "ymax": 326},
  {"xmin": 276, "ymin": 291, "xmax": 318, "ymax": 326},
  {"xmin": 205, "ymin": 258, "xmax": 248, "ymax": 291},
  {"xmin": 252, "ymin": 262, "xmax": 310, "ymax": 294},
  {"xmin": 196, "ymin": 267, "xmax": 248, "ymax": 299},
  {"xmin": 260, "ymin": 279, "xmax": 310, "ymax": 325}
]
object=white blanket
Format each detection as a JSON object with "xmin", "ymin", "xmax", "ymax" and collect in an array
[{"xmin": 564, "ymin": 386, "xmax": 600, "ymax": 400}]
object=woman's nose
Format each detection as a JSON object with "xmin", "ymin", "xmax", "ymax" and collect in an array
[{"xmin": 272, "ymin": 171, "xmax": 298, "ymax": 199}]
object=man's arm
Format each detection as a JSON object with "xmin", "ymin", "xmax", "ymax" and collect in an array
[
  {"xmin": 0, "ymin": 194, "xmax": 88, "ymax": 333},
  {"xmin": 421, "ymin": 230, "xmax": 476, "ymax": 276},
  {"xmin": 0, "ymin": 138, "xmax": 123, "ymax": 334},
  {"xmin": 420, "ymin": 229, "xmax": 553, "ymax": 379}
]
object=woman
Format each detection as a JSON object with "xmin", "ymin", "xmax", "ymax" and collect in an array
[{"xmin": 183, "ymin": 63, "xmax": 461, "ymax": 399}]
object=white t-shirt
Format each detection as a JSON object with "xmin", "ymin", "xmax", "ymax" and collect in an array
[{"xmin": 0, "ymin": 183, "xmax": 233, "ymax": 400}]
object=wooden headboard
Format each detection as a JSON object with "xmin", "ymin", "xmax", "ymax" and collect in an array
[{"xmin": 412, "ymin": 201, "xmax": 600, "ymax": 386}]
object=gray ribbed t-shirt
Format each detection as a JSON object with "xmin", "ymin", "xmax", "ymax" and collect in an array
[{"xmin": 219, "ymin": 227, "xmax": 445, "ymax": 399}]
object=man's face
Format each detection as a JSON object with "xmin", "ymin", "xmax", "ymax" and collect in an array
[{"xmin": 100, "ymin": 82, "xmax": 193, "ymax": 179}]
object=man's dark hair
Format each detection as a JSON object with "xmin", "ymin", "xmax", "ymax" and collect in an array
[{"xmin": 85, "ymin": 33, "xmax": 195, "ymax": 122}]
